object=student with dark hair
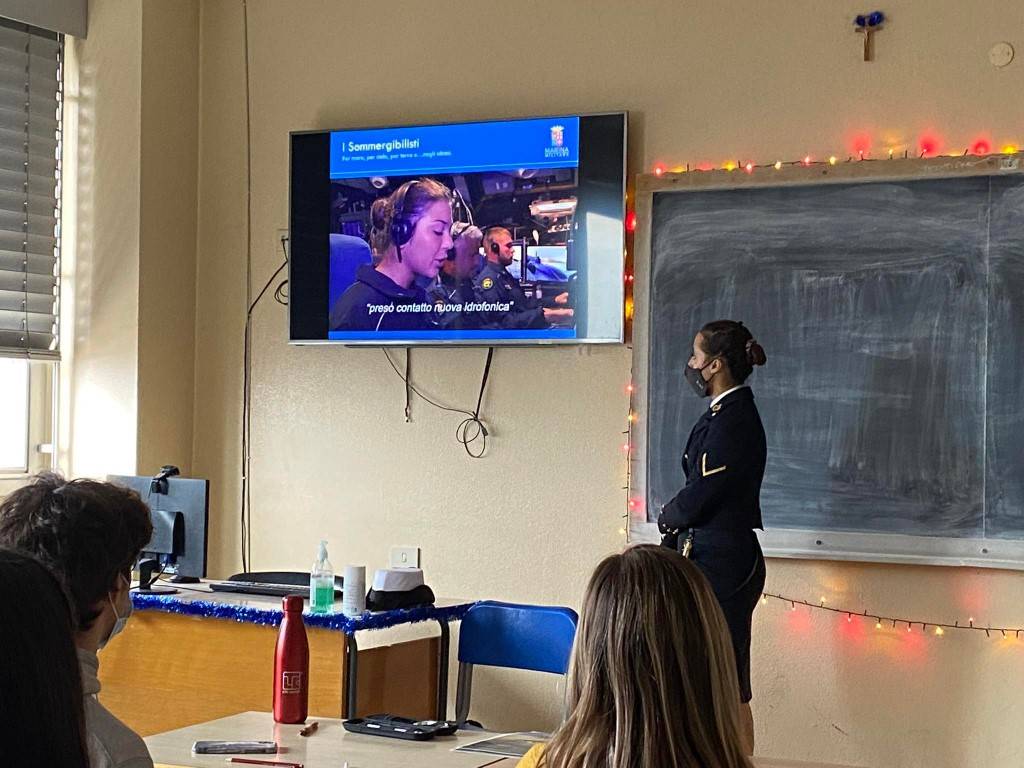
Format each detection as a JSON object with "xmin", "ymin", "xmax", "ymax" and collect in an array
[
  {"xmin": 657, "ymin": 319, "xmax": 769, "ymax": 754},
  {"xmin": 329, "ymin": 178, "xmax": 454, "ymax": 331},
  {"xmin": 0, "ymin": 473, "xmax": 155, "ymax": 768},
  {"xmin": 0, "ymin": 548, "xmax": 91, "ymax": 768}
]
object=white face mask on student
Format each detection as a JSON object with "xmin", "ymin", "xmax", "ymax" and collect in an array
[{"xmin": 99, "ymin": 573, "xmax": 133, "ymax": 650}]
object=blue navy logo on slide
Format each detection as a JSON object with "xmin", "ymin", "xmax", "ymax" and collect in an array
[{"xmin": 545, "ymin": 124, "xmax": 570, "ymax": 158}]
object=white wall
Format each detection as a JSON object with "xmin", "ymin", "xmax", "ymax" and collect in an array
[
  {"xmin": 64, "ymin": 0, "xmax": 200, "ymax": 479},
  {"xmin": 68, "ymin": 0, "xmax": 141, "ymax": 477}
]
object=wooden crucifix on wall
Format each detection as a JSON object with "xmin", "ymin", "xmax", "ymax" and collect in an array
[{"xmin": 855, "ymin": 11, "xmax": 886, "ymax": 61}]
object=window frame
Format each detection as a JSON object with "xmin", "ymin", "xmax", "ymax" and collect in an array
[{"xmin": 0, "ymin": 18, "xmax": 63, "ymax": 491}]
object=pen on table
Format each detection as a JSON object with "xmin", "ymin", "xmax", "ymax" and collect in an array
[
  {"xmin": 298, "ymin": 721, "xmax": 318, "ymax": 737},
  {"xmin": 225, "ymin": 758, "xmax": 303, "ymax": 768}
]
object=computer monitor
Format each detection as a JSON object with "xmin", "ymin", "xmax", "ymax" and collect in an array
[{"xmin": 108, "ymin": 473, "xmax": 209, "ymax": 586}]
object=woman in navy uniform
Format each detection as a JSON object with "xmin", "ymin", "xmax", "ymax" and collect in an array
[
  {"xmin": 658, "ymin": 319, "xmax": 768, "ymax": 755},
  {"xmin": 330, "ymin": 179, "xmax": 453, "ymax": 331}
]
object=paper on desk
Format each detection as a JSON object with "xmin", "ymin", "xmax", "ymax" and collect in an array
[{"xmin": 454, "ymin": 731, "xmax": 549, "ymax": 758}]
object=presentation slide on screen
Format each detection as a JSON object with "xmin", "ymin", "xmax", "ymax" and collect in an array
[{"xmin": 320, "ymin": 116, "xmax": 617, "ymax": 342}]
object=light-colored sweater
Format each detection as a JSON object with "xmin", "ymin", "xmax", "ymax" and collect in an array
[{"xmin": 77, "ymin": 648, "xmax": 154, "ymax": 768}]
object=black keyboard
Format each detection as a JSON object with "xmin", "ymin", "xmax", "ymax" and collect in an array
[
  {"xmin": 209, "ymin": 581, "xmax": 336, "ymax": 599},
  {"xmin": 208, "ymin": 571, "xmax": 344, "ymax": 600}
]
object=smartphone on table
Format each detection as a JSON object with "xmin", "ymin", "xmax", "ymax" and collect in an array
[{"xmin": 192, "ymin": 740, "xmax": 277, "ymax": 754}]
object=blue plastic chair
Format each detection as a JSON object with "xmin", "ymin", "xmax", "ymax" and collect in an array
[
  {"xmin": 328, "ymin": 233, "xmax": 373, "ymax": 309},
  {"xmin": 454, "ymin": 600, "xmax": 578, "ymax": 724}
]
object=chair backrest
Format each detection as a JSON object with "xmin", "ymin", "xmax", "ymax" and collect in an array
[
  {"xmin": 458, "ymin": 600, "xmax": 578, "ymax": 674},
  {"xmin": 328, "ymin": 233, "xmax": 373, "ymax": 309},
  {"xmin": 454, "ymin": 601, "xmax": 578, "ymax": 725}
]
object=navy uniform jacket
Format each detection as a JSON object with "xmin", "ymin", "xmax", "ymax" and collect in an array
[
  {"xmin": 330, "ymin": 264, "xmax": 435, "ymax": 331},
  {"xmin": 425, "ymin": 272, "xmax": 488, "ymax": 330},
  {"xmin": 472, "ymin": 261, "xmax": 547, "ymax": 330},
  {"xmin": 658, "ymin": 387, "xmax": 766, "ymax": 545}
]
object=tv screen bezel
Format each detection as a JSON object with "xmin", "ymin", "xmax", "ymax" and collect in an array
[{"xmin": 287, "ymin": 111, "xmax": 628, "ymax": 347}]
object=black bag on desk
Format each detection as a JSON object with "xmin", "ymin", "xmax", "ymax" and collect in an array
[
  {"xmin": 365, "ymin": 567, "xmax": 435, "ymax": 611},
  {"xmin": 366, "ymin": 583, "xmax": 435, "ymax": 611}
]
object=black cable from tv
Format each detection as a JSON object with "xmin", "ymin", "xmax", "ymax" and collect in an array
[
  {"xmin": 241, "ymin": 229, "xmax": 289, "ymax": 577},
  {"xmin": 382, "ymin": 347, "xmax": 493, "ymax": 459},
  {"xmin": 240, "ymin": 0, "xmax": 253, "ymax": 574}
]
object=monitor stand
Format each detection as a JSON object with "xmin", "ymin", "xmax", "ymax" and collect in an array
[{"xmin": 135, "ymin": 558, "xmax": 178, "ymax": 595}]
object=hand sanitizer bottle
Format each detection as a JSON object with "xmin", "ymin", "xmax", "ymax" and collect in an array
[{"xmin": 309, "ymin": 540, "xmax": 334, "ymax": 614}]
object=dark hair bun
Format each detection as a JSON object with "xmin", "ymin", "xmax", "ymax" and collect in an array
[{"xmin": 745, "ymin": 339, "xmax": 767, "ymax": 367}]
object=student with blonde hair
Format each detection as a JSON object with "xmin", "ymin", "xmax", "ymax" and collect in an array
[{"xmin": 518, "ymin": 545, "xmax": 754, "ymax": 768}]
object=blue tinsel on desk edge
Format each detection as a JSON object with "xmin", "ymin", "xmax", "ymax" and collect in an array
[{"xmin": 130, "ymin": 592, "xmax": 475, "ymax": 632}]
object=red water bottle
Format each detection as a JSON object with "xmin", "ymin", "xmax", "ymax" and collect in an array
[{"xmin": 273, "ymin": 595, "xmax": 309, "ymax": 723}]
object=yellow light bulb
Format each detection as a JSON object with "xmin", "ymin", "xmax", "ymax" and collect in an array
[
  {"xmin": 935, "ymin": 627, "xmax": 945, "ymax": 636},
  {"xmin": 723, "ymin": 161, "xmax": 737, "ymax": 172},
  {"xmin": 774, "ymin": 161, "xmax": 782, "ymax": 170},
  {"xmin": 876, "ymin": 621, "xmax": 883, "ymax": 630},
  {"xmin": 829, "ymin": 156, "xmax": 837, "ymax": 165},
  {"xmin": 1003, "ymin": 145, "xmax": 1018, "ymax": 155}
]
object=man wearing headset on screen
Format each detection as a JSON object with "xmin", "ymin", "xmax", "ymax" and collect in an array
[
  {"xmin": 472, "ymin": 226, "xmax": 574, "ymax": 330},
  {"xmin": 426, "ymin": 222, "xmax": 488, "ymax": 330}
]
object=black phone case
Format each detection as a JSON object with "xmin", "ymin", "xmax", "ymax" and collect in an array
[{"xmin": 342, "ymin": 714, "xmax": 457, "ymax": 741}]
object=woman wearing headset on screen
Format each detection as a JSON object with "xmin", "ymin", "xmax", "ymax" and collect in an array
[
  {"xmin": 329, "ymin": 178, "xmax": 454, "ymax": 331},
  {"xmin": 657, "ymin": 319, "xmax": 768, "ymax": 755}
]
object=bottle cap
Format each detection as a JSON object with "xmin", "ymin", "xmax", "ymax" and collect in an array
[{"xmin": 282, "ymin": 595, "xmax": 304, "ymax": 613}]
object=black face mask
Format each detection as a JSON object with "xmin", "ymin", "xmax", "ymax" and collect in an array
[{"xmin": 684, "ymin": 358, "xmax": 718, "ymax": 398}]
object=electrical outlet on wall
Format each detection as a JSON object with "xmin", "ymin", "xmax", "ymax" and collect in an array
[{"xmin": 389, "ymin": 546, "xmax": 421, "ymax": 568}]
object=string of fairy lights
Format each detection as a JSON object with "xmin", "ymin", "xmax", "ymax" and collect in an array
[
  {"xmin": 646, "ymin": 140, "xmax": 1021, "ymax": 178},
  {"xmin": 620, "ymin": 387, "xmax": 638, "ymax": 538},
  {"xmin": 618, "ymin": 139, "xmax": 1024, "ymax": 641},
  {"xmin": 761, "ymin": 592, "xmax": 1024, "ymax": 640}
]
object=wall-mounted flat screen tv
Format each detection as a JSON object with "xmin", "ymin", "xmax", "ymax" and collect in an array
[{"xmin": 289, "ymin": 112, "xmax": 626, "ymax": 345}]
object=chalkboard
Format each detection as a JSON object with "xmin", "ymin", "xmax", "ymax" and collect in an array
[{"xmin": 640, "ymin": 172, "xmax": 1024, "ymax": 562}]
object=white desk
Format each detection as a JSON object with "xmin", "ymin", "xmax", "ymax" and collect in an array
[
  {"xmin": 146, "ymin": 712, "xmax": 866, "ymax": 768},
  {"xmin": 147, "ymin": 712, "xmax": 515, "ymax": 768}
]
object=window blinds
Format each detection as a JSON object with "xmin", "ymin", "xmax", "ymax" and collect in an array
[{"xmin": 0, "ymin": 18, "xmax": 61, "ymax": 359}]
